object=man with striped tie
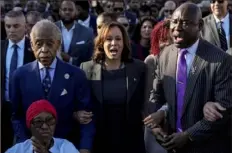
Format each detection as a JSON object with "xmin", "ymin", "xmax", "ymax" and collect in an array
[
  {"xmin": 201, "ymin": 0, "xmax": 231, "ymax": 53},
  {"xmin": 150, "ymin": 3, "xmax": 232, "ymax": 153},
  {"xmin": 10, "ymin": 19, "xmax": 94, "ymax": 153}
]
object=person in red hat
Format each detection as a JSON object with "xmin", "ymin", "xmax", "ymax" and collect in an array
[{"xmin": 6, "ymin": 99, "xmax": 79, "ymax": 153}]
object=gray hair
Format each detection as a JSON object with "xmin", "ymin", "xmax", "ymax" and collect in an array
[
  {"xmin": 4, "ymin": 10, "xmax": 26, "ymax": 22},
  {"xmin": 30, "ymin": 19, "xmax": 62, "ymax": 41}
]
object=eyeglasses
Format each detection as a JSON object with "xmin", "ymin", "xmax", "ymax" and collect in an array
[
  {"xmin": 31, "ymin": 117, "xmax": 56, "ymax": 128},
  {"xmin": 210, "ymin": 0, "xmax": 225, "ymax": 4}
]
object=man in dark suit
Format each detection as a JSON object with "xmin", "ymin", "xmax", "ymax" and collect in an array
[
  {"xmin": 201, "ymin": 0, "xmax": 231, "ymax": 51},
  {"xmin": 1, "ymin": 10, "xmax": 35, "ymax": 152},
  {"xmin": 10, "ymin": 19, "xmax": 94, "ymax": 153},
  {"xmin": 75, "ymin": 0, "xmax": 97, "ymax": 35},
  {"xmin": 55, "ymin": 0, "xmax": 94, "ymax": 67},
  {"xmin": 150, "ymin": 3, "xmax": 232, "ymax": 153}
]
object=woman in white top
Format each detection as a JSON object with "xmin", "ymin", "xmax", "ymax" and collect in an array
[{"xmin": 6, "ymin": 99, "xmax": 79, "ymax": 153}]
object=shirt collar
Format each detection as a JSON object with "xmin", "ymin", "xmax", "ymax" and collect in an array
[
  {"xmin": 38, "ymin": 57, "xmax": 57, "ymax": 70},
  {"xmin": 213, "ymin": 13, "xmax": 229, "ymax": 23},
  {"xmin": 9, "ymin": 36, "xmax": 25, "ymax": 50},
  {"xmin": 78, "ymin": 15, "xmax": 90, "ymax": 25},
  {"xmin": 181, "ymin": 39, "xmax": 199, "ymax": 55},
  {"xmin": 61, "ymin": 21, "xmax": 76, "ymax": 30}
]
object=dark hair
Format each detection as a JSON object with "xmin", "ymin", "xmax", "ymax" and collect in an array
[
  {"xmin": 5, "ymin": 10, "xmax": 25, "ymax": 18},
  {"xmin": 140, "ymin": 5, "xmax": 152, "ymax": 16},
  {"xmin": 75, "ymin": 0, "xmax": 90, "ymax": 11},
  {"xmin": 131, "ymin": 16, "xmax": 156, "ymax": 44},
  {"xmin": 93, "ymin": 22, "xmax": 132, "ymax": 63}
]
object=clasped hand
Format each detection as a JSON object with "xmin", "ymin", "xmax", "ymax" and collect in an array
[{"xmin": 152, "ymin": 128, "xmax": 189, "ymax": 151}]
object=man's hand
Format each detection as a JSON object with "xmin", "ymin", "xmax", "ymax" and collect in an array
[
  {"xmin": 203, "ymin": 102, "xmax": 226, "ymax": 122},
  {"xmin": 162, "ymin": 132, "xmax": 189, "ymax": 151},
  {"xmin": 151, "ymin": 127, "xmax": 167, "ymax": 144},
  {"xmin": 60, "ymin": 52, "xmax": 71, "ymax": 62},
  {"xmin": 80, "ymin": 149, "xmax": 90, "ymax": 153},
  {"xmin": 31, "ymin": 136, "xmax": 49, "ymax": 153},
  {"xmin": 73, "ymin": 111, "xmax": 93, "ymax": 124},
  {"xmin": 143, "ymin": 110, "xmax": 165, "ymax": 129}
]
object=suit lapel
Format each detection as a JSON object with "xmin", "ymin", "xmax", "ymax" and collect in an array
[
  {"xmin": 209, "ymin": 15, "xmax": 220, "ymax": 47},
  {"xmin": 48, "ymin": 59, "xmax": 67, "ymax": 102},
  {"xmin": 182, "ymin": 40, "xmax": 206, "ymax": 116},
  {"xmin": 166, "ymin": 46, "xmax": 178, "ymax": 116},
  {"xmin": 90, "ymin": 63, "xmax": 103, "ymax": 103},
  {"xmin": 68, "ymin": 24, "xmax": 78, "ymax": 54},
  {"xmin": 125, "ymin": 62, "xmax": 141, "ymax": 104},
  {"xmin": 31, "ymin": 60, "xmax": 44, "ymax": 98}
]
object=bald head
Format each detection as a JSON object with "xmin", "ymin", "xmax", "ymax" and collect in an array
[
  {"xmin": 174, "ymin": 2, "xmax": 202, "ymax": 21},
  {"xmin": 30, "ymin": 19, "xmax": 61, "ymax": 42}
]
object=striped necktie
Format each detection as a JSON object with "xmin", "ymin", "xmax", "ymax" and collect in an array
[
  {"xmin": 10, "ymin": 44, "xmax": 18, "ymax": 77},
  {"xmin": 218, "ymin": 21, "xmax": 228, "ymax": 51}
]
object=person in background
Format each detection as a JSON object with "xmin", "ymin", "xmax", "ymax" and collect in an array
[
  {"xmin": 138, "ymin": 4, "xmax": 152, "ymax": 19},
  {"xmin": 143, "ymin": 20, "xmax": 171, "ymax": 153},
  {"xmin": 10, "ymin": 19, "xmax": 94, "ymax": 153},
  {"xmin": 25, "ymin": 11, "xmax": 43, "ymax": 38},
  {"xmin": 76, "ymin": 0, "xmax": 97, "ymax": 35},
  {"xmin": 24, "ymin": 0, "xmax": 38, "ymax": 12},
  {"xmin": 158, "ymin": 0, "xmax": 176, "ymax": 21},
  {"xmin": 96, "ymin": 12, "xmax": 117, "ymax": 35},
  {"xmin": 150, "ymin": 3, "xmax": 159, "ymax": 20},
  {"xmin": 55, "ymin": 0, "xmax": 94, "ymax": 66},
  {"xmin": 80, "ymin": 22, "xmax": 146, "ymax": 153},
  {"xmin": 1, "ymin": 10, "xmax": 35, "ymax": 152},
  {"xmin": 201, "ymin": 0, "xmax": 231, "ymax": 52},
  {"xmin": 6, "ymin": 99, "xmax": 79, "ymax": 153},
  {"xmin": 131, "ymin": 17, "xmax": 156, "ymax": 61},
  {"xmin": 117, "ymin": 15, "xmax": 130, "ymax": 33}
]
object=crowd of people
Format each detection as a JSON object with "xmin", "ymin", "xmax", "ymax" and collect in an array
[{"xmin": 1, "ymin": 0, "xmax": 232, "ymax": 153}]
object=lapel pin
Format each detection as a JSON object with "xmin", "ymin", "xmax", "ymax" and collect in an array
[
  {"xmin": 134, "ymin": 78, "xmax": 137, "ymax": 82},
  {"xmin": 64, "ymin": 73, "xmax": 70, "ymax": 79}
]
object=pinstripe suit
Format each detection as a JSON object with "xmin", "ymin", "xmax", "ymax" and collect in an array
[{"xmin": 150, "ymin": 39, "xmax": 232, "ymax": 153}]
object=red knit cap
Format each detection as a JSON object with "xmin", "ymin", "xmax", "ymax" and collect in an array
[{"xmin": 26, "ymin": 99, "xmax": 57, "ymax": 128}]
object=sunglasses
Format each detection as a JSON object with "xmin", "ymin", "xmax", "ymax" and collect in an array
[
  {"xmin": 32, "ymin": 117, "xmax": 56, "ymax": 128},
  {"xmin": 210, "ymin": 0, "xmax": 225, "ymax": 4}
]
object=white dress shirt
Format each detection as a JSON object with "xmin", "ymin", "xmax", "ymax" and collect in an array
[
  {"xmin": 5, "ymin": 37, "xmax": 25, "ymax": 101},
  {"xmin": 214, "ymin": 13, "xmax": 230, "ymax": 49},
  {"xmin": 38, "ymin": 58, "xmax": 57, "ymax": 83},
  {"xmin": 61, "ymin": 21, "xmax": 75, "ymax": 53},
  {"xmin": 5, "ymin": 137, "xmax": 79, "ymax": 153},
  {"xmin": 78, "ymin": 15, "xmax": 90, "ymax": 28}
]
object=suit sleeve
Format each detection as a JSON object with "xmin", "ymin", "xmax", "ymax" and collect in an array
[
  {"xmin": 10, "ymin": 70, "xmax": 28, "ymax": 142},
  {"xmin": 76, "ymin": 69, "xmax": 95, "ymax": 150},
  {"xmin": 186, "ymin": 56, "xmax": 232, "ymax": 142}
]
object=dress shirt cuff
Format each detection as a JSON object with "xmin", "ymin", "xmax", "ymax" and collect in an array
[{"xmin": 158, "ymin": 104, "xmax": 168, "ymax": 118}]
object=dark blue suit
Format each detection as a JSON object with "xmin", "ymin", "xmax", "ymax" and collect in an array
[{"xmin": 10, "ymin": 58, "xmax": 95, "ymax": 150}]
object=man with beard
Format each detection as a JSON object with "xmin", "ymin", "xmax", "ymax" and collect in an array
[
  {"xmin": 75, "ymin": 0, "xmax": 97, "ymax": 35},
  {"xmin": 150, "ymin": 2, "xmax": 232, "ymax": 153},
  {"xmin": 10, "ymin": 19, "xmax": 94, "ymax": 153},
  {"xmin": 55, "ymin": 0, "xmax": 94, "ymax": 66}
]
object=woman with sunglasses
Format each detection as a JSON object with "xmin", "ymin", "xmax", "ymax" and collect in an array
[{"xmin": 6, "ymin": 99, "xmax": 79, "ymax": 153}]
